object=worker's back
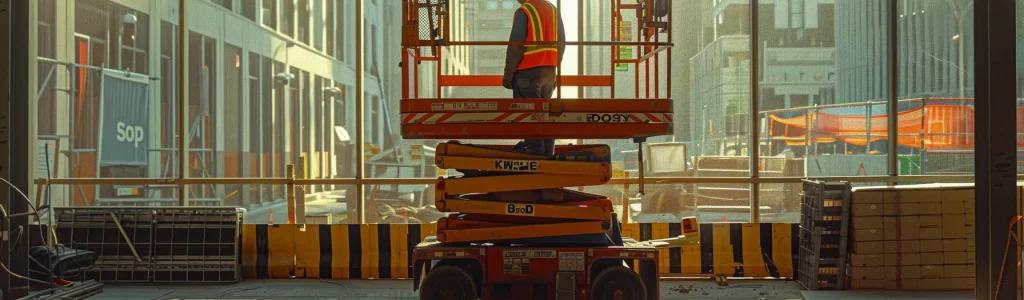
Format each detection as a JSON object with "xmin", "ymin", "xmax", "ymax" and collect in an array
[{"xmin": 512, "ymin": 0, "xmax": 562, "ymax": 70}]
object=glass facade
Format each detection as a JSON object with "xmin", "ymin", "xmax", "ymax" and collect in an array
[{"xmin": 26, "ymin": 0, "xmax": 1024, "ymax": 224}]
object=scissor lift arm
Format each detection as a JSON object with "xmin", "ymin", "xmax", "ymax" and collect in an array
[{"xmin": 432, "ymin": 142, "xmax": 618, "ymax": 244}]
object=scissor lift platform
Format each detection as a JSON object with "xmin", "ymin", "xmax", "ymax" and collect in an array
[{"xmin": 400, "ymin": 98, "xmax": 673, "ymax": 140}]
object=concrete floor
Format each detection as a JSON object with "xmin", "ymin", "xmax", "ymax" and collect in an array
[{"xmin": 78, "ymin": 279, "xmax": 975, "ymax": 300}]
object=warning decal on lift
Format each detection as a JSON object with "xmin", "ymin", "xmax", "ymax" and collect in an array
[
  {"xmin": 509, "ymin": 103, "xmax": 535, "ymax": 110},
  {"xmin": 430, "ymin": 102, "xmax": 497, "ymax": 111},
  {"xmin": 503, "ymin": 258, "xmax": 532, "ymax": 275},
  {"xmin": 502, "ymin": 250, "xmax": 553, "ymax": 275},
  {"xmin": 503, "ymin": 250, "xmax": 557, "ymax": 258},
  {"xmin": 559, "ymin": 252, "xmax": 585, "ymax": 271}
]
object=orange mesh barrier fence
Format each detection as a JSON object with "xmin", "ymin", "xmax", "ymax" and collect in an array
[{"xmin": 765, "ymin": 103, "xmax": 1007, "ymax": 149}]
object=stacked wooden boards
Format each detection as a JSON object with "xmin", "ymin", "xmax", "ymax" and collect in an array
[{"xmin": 847, "ymin": 184, "xmax": 976, "ymax": 290}]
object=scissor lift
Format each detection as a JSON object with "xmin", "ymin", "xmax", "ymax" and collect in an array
[{"xmin": 401, "ymin": 1, "xmax": 689, "ymax": 299}]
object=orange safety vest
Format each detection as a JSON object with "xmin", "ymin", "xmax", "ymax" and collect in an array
[{"xmin": 517, "ymin": 0, "xmax": 559, "ymax": 70}]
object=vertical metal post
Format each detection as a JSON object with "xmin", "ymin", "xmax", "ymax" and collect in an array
[
  {"xmin": 886, "ymin": 0, "xmax": 898, "ymax": 181},
  {"xmin": 178, "ymin": 0, "xmax": 190, "ymax": 206},
  {"xmin": 577, "ymin": 0, "xmax": 583, "ymax": 98},
  {"xmin": 296, "ymin": 157, "xmax": 306, "ymax": 224},
  {"xmin": 866, "ymin": 101, "xmax": 872, "ymax": 153},
  {"xmin": 556, "ymin": 0, "xmax": 561, "ymax": 99},
  {"xmin": 974, "ymin": 0, "xmax": 1018, "ymax": 298},
  {"xmin": 610, "ymin": 0, "xmax": 616, "ymax": 99},
  {"xmin": 749, "ymin": 0, "xmax": 760, "ymax": 223},
  {"xmin": 355, "ymin": 0, "xmax": 365, "ymax": 224},
  {"xmin": 286, "ymin": 164, "xmax": 295, "ymax": 224}
]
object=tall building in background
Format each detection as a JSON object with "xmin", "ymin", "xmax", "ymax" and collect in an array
[
  {"xmin": 835, "ymin": 1, "xmax": 974, "ymax": 102},
  {"xmin": 688, "ymin": 0, "xmax": 836, "ymax": 156},
  {"xmin": 33, "ymin": 0, "xmax": 418, "ymax": 215}
]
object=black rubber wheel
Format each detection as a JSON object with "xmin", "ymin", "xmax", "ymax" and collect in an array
[
  {"xmin": 419, "ymin": 265, "xmax": 478, "ymax": 300},
  {"xmin": 591, "ymin": 266, "xmax": 648, "ymax": 300}
]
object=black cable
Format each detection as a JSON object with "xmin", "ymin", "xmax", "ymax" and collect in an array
[{"xmin": 0, "ymin": 176, "xmax": 57, "ymax": 288}]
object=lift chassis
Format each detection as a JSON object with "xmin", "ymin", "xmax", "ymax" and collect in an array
[{"xmin": 412, "ymin": 237, "xmax": 661, "ymax": 300}]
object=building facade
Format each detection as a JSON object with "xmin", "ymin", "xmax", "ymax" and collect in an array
[
  {"xmin": 34, "ymin": 0, "xmax": 471, "ymax": 211},
  {"xmin": 687, "ymin": 0, "xmax": 836, "ymax": 156}
]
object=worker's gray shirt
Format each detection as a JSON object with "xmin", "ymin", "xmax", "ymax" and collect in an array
[{"xmin": 503, "ymin": 8, "xmax": 567, "ymax": 82}]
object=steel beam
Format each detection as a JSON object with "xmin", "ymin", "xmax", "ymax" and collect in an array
[
  {"xmin": 974, "ymin": 0, "xmax": 1018, "ymax": 299},
  {"xmin": 0, "ymin": 0, "xmax": 11, "ymax": 296},
  {"xmin": 4, "ymin": 0, "xmax": 32, "ymax": 297}
]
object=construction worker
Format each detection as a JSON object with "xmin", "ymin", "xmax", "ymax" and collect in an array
[{"xmin": 503, "ymin": 0, "xmax": 566, "ymax": 156}]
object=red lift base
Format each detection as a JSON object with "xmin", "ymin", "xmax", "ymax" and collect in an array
[{"xmin": 412, "ymin": 236, "xmax": 660, "ymax": 300}]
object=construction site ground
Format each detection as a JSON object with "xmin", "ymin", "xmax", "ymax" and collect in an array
[{"xmin": 89, "ymin": 279, "xmax": 973, "ymax": 300}]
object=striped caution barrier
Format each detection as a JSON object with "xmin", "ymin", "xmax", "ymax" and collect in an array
[
  {"xmin": 242, "ymin": 224, "xmax": 437, "ymax": 279},
  {"xmin": 620, "ymin": 223, "xmax": 797, "ymax": 278},
  {"xmin": 241, "ymin": 223, "xmax": 797, "ymax": 279}
]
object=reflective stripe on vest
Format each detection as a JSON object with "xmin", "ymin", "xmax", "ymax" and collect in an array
[{"xmin": 518, "ymin": 0, "xmax": 559, "ymax": 70}]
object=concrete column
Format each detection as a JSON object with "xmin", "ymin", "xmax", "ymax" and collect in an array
[
  {"xmin": 3, "ymin": 0, "xmax": 38, "ymax": 296},
  {"xmin": 973, "ymin": 0, "xmax": 1018, "ymax": 298}
]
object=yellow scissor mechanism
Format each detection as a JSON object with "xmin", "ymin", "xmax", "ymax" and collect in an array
[{"xmin": 432, "ymin": 142, "xmax": 619, "ymax": 243}]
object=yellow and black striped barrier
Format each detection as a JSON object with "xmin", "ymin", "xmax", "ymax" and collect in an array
[{"xmin": 241, "ymin": 223, "xmax": 798, "ymax": 279}]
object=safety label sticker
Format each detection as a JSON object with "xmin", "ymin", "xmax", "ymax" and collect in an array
[
  {"xmin": 559, "ymin": 252, "xmax": 585, "ymax": 271},
  {"xmin": 430, "ymin": 102, "xmax": 497, "ymax": 111},
  {"xmin": 509, "ymin": 103, "xmax": 535, "ymax": 110},
  {"xmin": 503, "ymin": 250, "xmax": 557, "ymax": 258},
  {"xmin": 503, "ymin": 258, "xmax": 532, "ymax": 275}
]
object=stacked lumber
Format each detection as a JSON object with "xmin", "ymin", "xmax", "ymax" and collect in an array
[{"xmin": 847, "ymin": 185, "xmax": 975, "ymax": 290}]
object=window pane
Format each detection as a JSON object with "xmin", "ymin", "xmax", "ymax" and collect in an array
[
  {"xmin": 242, "ymin": 0, "xmax": 258, "ymax": 21},
  {"xmin": 757, "ymin": 0, "xmax": 890, "ymax": 180},
  {"xmin": 365, "ymin": 0, "xmax": 404, "ymax": 178},
  {"xmin": 895, "ymin": 0, "xmax": 974, "ymax": 175},
  {"xmin": 282, "ymin": 0, "xmax": 295, "ymax": 37},
  {"xmin": 34, "ymin": 1, "xmax": 174, "ymax": 205},
  {"xmin": 335, "ymin": 0, "xmax": 346, "ymax": 60},
  {"xmin": 298, "ymin": 0, "xmax": 311, "ymax": 45},
  {"xmin": 32, "ymin": 0, "xmax": 360, "ymax": 210},
  {"xmin": 262, "ymin": 0, "xmax": 278, "ymax": 28}
]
